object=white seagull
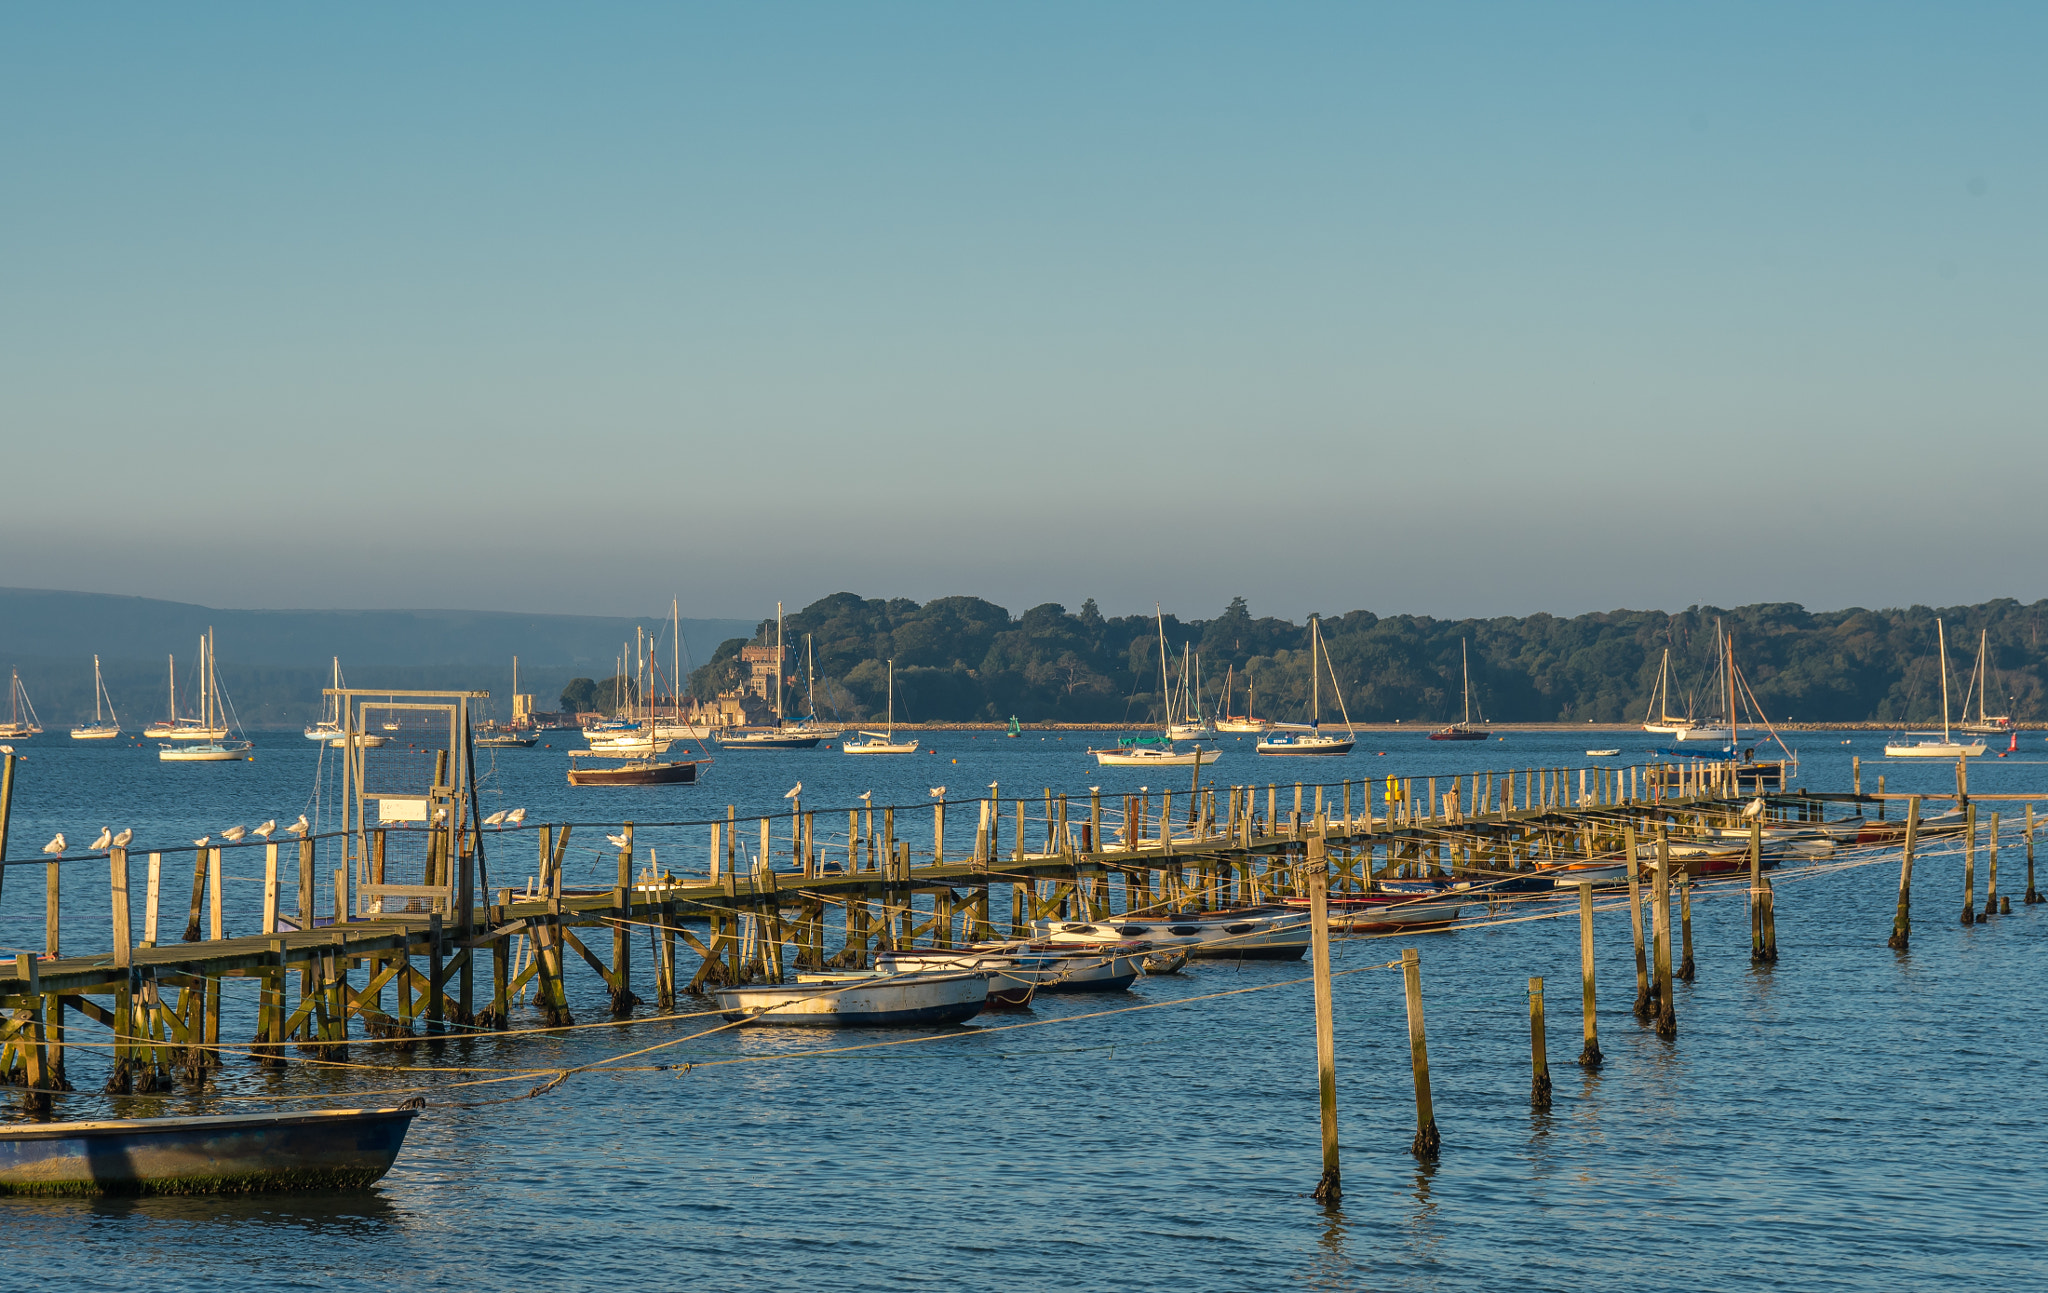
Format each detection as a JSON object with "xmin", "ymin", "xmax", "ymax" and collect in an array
[
  {"xmin": 606, "ymin": 832, "xmax": 631, "ymax": 849},
  {"xmin": 90, "ymin": 827, "xmax": 113, "ymax": 851},
  {"xmin": 193, "ymin": 836, "xmax": 211, "ymax": 849},
  {"xmin": 221, "ymin": 824, "xmax": 247, "ymax": 842},
  {"xmin": 785, "ymin": 783, "xmax": 803, "ymax": 800},
  {"xmin": 112, "ymin": 828, "xmax": 134, "ymax": 849},
  {"xmin": 484, "ymin": 809, "xmax": 508, "ymax": 826},
  {"xmin": 929, "ymin": 787, "xmax": 946, "ymax": 798},
  {"xmin": 253, "ymin": 819, "xmax": 278, "ymax": 839},
  {"xmin": 1, "ymin": 744, "xmax": 15, "ymax": 756},
  {"xmin": 286, "ymin": 814, "xmax": 311, "ymax": 837},
  {"xmin": 859, "ymin": 791, "xmax": 872, "ymax": 802},
  {"xmin": 1742, "ymin": 797, "xmax": 1766, "ymax": 820},
  {"xmin": 506, "ymin": 808, "xmax": 527, "ymax": 826},
  {"xmin": 43, "ymin": 833, "xmax": 66, "ymax": 857}
]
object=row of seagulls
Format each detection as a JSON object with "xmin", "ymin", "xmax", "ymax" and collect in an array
[
  {"xmin": 481, "ymin": 807, "xmax": 529, "ymax": 827},
  {"xmin": 51, "ymin": 814, "xmax": 310, "ymax": 860}
]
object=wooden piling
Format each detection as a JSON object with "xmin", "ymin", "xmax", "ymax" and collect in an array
[
  {"xmin": 1749, "ymin": 817, "xmax": 1766, "ymax": 961},
  {"xmin": 1984, "ymin": 811, "xmax": 1999, "ymax": 919},
  {"xmin": 1576, "ymin": 881, "xmax": 1601, "ymax": 1067},
  {"xmin": 106, "ymin": 846, "xmax": 134, "ymax": 1091},
  {"xmin": 1401, "ymin": 948, "xmax": 1440, "ymax": 1160},
  {"xmin": 1889, "ymin": 797, "xmax": 1918, "ymax": 948},
  {"xmin": 0, "ymin": 752, "xmax": 14, "ymax": 914},
  {"xmin": 612, "ymin": 822, "xmax": 637, "ymax": 1016},
  {"xmin": 1652, "ymin": 836, "xmax": 1676, "ymax": 1039},
  {"xmin": 2026, "ymin": 804, "xmax": 2040, "ymax": 905},
  {"xmin": 1626, "ymin": 829, "xmax": 1649, "ymax": 1019},
  {"xmin": 1528, "ymin": 976, "xmax": 1552, "ymax": 1110},
  {"xmin": 1678, "ymin": 869, "xmax": 1695, "ymax": 981},
  {"xmin": 1307, "ymin": 864, "xmax": 1340, "ymax": 1203},
  {"xmin": 1962, "ymin": 803, "xmax": 1978, "ymax": 925}
]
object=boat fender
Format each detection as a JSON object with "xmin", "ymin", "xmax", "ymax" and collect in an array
[
  {"xmin": 1059, "ymin": 923, "xmax": 1095, "ymax": 934},
  {"xmin": 1224, "ymin": 923, "xmax": 1256, "ymax": 935},
  {"xmin": 1168, "ymin": 925, "xmax": 1201, "ymax": 936},
  {"xmin": 1117, "ymin": 925, "xmax": 1149, "ymax": 937}
]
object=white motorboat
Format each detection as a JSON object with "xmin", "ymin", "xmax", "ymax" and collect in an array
[
  {"xmin": 965, "ymin": 939, "xmax": 1145, "ymax": 992},
  {"xmin": 710, "ymin": 969, "xmax": 987, "ymax": 1027},
  {"xmin": 1090, "ymin": 740, "xmax": 1222, "ymax": 766},
  {"xmin": 874, "ymin": 948, "xmax": 1045, "ymax": 1006},
  {"xmin": 69, "ymin": 655, "xmax": 122, "ymax": 740},
  {"xmin": 1033, "ymin": 907, "xmax": 1310, "ymax": 960},
  {"xmin": 1886, "ymin": 619, "xmax": 1986, "ymax": 758},
  {"xmin": 844, "ymin": 660, "xmax": 919, "ymax": 754}
]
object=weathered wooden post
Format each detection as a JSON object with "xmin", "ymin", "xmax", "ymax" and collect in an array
[
  {"xmin": 2027, "ymin": 804, "xmax": 2041, "ymax": 905},
  {"xmin": 0, "ymin": 751, "xmax": 15, "ymax": 914},
  {"xmin": 1401, "ymin": 948, "xmax": 1440, "ymax": 1160},
  {"xmin": 1749, "ymin": 817, "xmax": 1766, "ymax": 962},
  {"xmin": 1678, "ymin": 869, "xmax": 1696, "ymax": 981},
  {"xmin": 1653, "ymin": 837, "xmax": 1676, "ymax": 1039},
  {"xmin": 13, "ymin": 952, "xmax": 52, "ymax": 1113},
  {"xmin": 1986, "ymin": 811, "xmax": 2001, "ymax": 917},
  {"xmin": 1307, "ymin": 860, "xmax": 1341, "ymax": 1203},
  {"xmin": 1626, "ymin": 828, "xmax": 1649, "ymax": 1019},
  {"xmin": 1889, "ymin": 797, "xmax": 1919, "ymax": 948},
  {"xmin": 1576, "ymin": 881, "xmax": 1602, "ymax": 1067},
  {"xmin": 612, "ymin": 821, "xmax": 636, "ymax": 1016},
  {"xmin": 1528, "ymin": 976, "xmax": 1552, "ymax": 1110},
  {"xmin": 107, "ymin": 845, "xmax": 134, "ymax": 1092},
  {"xmin": 1962, "ymin": 803, "xmax": 1978, "ymax": 925}
]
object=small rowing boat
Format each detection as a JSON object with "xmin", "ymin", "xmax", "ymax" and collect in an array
[
  {"xmin": 0, "ymin": 1104, "xmax": 422, "ymax": 1196},
  {"xmin": 1033, "ymin": 907, "xmax": 1310, "ymax": 960},
  {"xmin": 874, "ymin": 948, "xmax": 1045, "ymax": 1007},
  {"xmin": 711, "ymin": 969, "xmax": 987, "ymax": 1026},
  {"xmin": 965, "ymin": 939, "xmax": 1145, "ymax": 992}
]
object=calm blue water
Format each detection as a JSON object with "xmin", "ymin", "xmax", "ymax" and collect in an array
[{"xmin": 3, "ymin": 728, "xmax": 2045, "ymax": 1290}]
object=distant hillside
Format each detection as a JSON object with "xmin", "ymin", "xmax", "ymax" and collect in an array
[
  {"xmin": 0, "ymin": 587, "xmax": 753, "ymax": 729},
  {"xmin": 689, "ymin": 593, "xmax": 2048, "ymax": 726}
]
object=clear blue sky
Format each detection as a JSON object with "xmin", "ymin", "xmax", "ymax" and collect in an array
[{"xmin": 3, "ymin": 4, "xmax": 2041, "ymax": 624}]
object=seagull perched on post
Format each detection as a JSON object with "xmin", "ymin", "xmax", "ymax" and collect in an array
[
  {"xmin": 43, "ymin": 833, "xmax": 66, "ymax": 858},
  {"xmin": 859, "ymin": 791, "xmax": 872, "ymax": 803},
  {"xmin": 253, "ymin": 820, "xmax": 277, "ymax": 839},
  {"xmin": 112, "ymin": 828, "xmax": 133, "ymax": 849},
  {"xmin": 506, "ymin": 808, "xmax": 527, "ymax": 826},
  {"xmin": 1742, "ymin": 797, "xmax": 1766, "ymax": 819},
  {"xmin": 484, "ymin": 809, "xmax": 508, "ymax": 826},
  {"xmin": 222, "ymin": 825, "xmax": 247, "ymax": 843},
  {"xmin": 929, "ymin": 786, "xmax": 946, "ymax": 798},
  {"xmin": 785, "ymin": 783, "xmax": 803, "ymax": 800},
  {"xmin": 90, "ymin": 828, "xmax": 113, "ymax": 851},
  {"xmin": 606, "ymin": 831, "xmax": 631, "ymax": 850},
  {"xmin": 285, "ymin": 814, "xmax": 311, "ymax": 837},
  {"xmin": 193, "ymin": 836, "xmax": 211, "ymax": 850}
]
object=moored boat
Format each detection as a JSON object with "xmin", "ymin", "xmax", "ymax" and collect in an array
[
  {"xmin": 874, "ymin": 947, "xmax": 1044, "ymax": 1007},
  {"xmin": 1292, "ymin": 888, "xmax": 1465, "ymax": 931},
  {"xmin": 0, "ymin": 1104, "xmax": 423, "ymax": 1196},
  {"xmin": 1257, "ymin": 615, "xmax": 1358, "ymax": 756},
  {"xmin": 843, "ymin": 660, "xmax": 919, "ymax": 754},
  {"xmin": 1034, "ymin": 906, "xmax": 1310, "ymax": 959},
  {"xmin": 69, "ymin": 655, "xmax": 122, "ymax": 740},
  {"xmin": 565, "ymin": 751, "xmax": 708, "ymax": 786},
  {"xmin": 711, "ymin": 969, "xmax": 988, "ymax": 1026},
  {"xmin": 1429, "ymin": 638, "xmax": 1490, "ymax": 740},
  {"xmin": 1, "ymin": 668, "xmax": 43, "ymax": 740}
]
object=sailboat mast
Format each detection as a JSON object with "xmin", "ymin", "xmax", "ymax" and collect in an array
[
  {"xmin": 887, "ymin": 659, "xmax": 895, "ymax": 738},
  {"xmin": 1938, "ymin": 618, "xmax": 1952, "ymax": 742},
  {"xmin": 1311, "ymin": 618, "xmax": 1321, "ymax": 724},
  {"xmin": 1461, "ymin": 638, "xmax": 1472, "ymax": 727},
  {"xmin": 1155, "ymin": 607, "xmax": 1171, "ymax": 737},
  {"xmin": 672, "ymin": 598, "xmax": 681, "ymax": 723},
  {"xmin": 1727, "ymin": 628, "xmax": 1738, "ymax": 751},
  {"xmin": 806, "ymin": 634, "xmax": 816, "ymax": 720},
  {"xmin": 776, "ymin": 602, "xmax": 785, "ymax": 725}
]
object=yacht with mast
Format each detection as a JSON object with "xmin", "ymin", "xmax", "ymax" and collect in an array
[
  {"xmin": 158, "ymin": 629, "xmax": 252, "ymax": 762},
  {"xmin": 1166, "ymin": 645, "xmax": 1216, "ymax": 741},
  {"xmin": 843, "ymin": 659, "xmax": 919, "ymax": 754},
  {"xmin": 1428, "ymin": 638, "xmax": 1489, "ymax": 741},
  {"xmin": 143, "ymin": 653, "xmax": 227, "ymax": 741},
  {"xmin": 306, "ymin": 658, "xmax": 389, "ymax": 747},
  {"xmin": 69, "ymin": 656, "xmax": 123, "ymax": 740},
  {"xmin": 1886, "ymin": 619, "xmax": 1988, "ymax": 758},
  {"xmin": 716, "ymin": 605, "xmax": 840, "ymax": 749},
  {"xmin": 1214, "ymin": 665, "xmax": 1268, "ymax": 733},
  {"xmin": 1957, "ymin": 628, "xmax": 2013, "ymax": 735},
  {"xmin": 0, "ymin": 669, "xmax": 42, "ymax": 740},
  {"xmin": 1256, "ymin": 617, "xmax": 1357, "ymax": 755},
  {"xmin": 1091, "ymin": 608, "xmax": 1222, "ymax": 765}
]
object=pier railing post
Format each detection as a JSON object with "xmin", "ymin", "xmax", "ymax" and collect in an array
[
  {"xmin": 1401, "ymin": 948, "xmax": 1440, "ymax": 1160},
  {"xmin": 1962, "ymin": 803, "xmax": 1978, "ymax": 925},
  {"xmin": 1576, "ymin": 881, "xmax": 1601, "ymax": 1067},
  {"xmin": 1986, "ymin": 811, "xmax": 2001, "ymax": 918},
  {"xmin": 1890, "ymin": 797, "xmax": 1918, "ymax": 947},
  {"xmin": 1307, "ymin": 863, "xmax": 1340, "ymax": 1203},
  {"xmin": 2026, "ymin": 804, "xmax": 2040, "ymax": 905},
  {"xmin": 1627, "ymin": 829, "xmax": 1649, "ymax": 1019},
  {"xmin": 1528, "ymin": 976, "xmax": 1552, "ymax": 1110}
]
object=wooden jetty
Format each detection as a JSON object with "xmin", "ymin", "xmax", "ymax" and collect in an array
[{"xmin": 1, "ymin": 737, "xmax": 1819, "ymax": 1100}]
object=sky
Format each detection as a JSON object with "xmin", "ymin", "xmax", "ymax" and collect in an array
[{"xmin": 3, "ymin": 3, "xmax": 2043, "ymax": 626}]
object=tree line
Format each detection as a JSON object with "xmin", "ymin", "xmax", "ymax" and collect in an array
[{"xmin": 680, "ymin": 593, "xmax": 2048, "ymax": 725}]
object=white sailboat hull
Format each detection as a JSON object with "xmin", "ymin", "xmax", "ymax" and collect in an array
[
  {"xmin": 159, "ymin": 742, "xmax": 252, "ymax": 763},
  {"xmin": 1091, "ymin": 745, "xmax": 1222, "ymax": 766},
  {"xmin": 1884, "ymin": 740, "xmax": 1986, "ymax": 758},
  {"xmin": 1216, "ymin": 719, "xmax": 1268, "ymax": 733},
  {"xmin": 842, "ymin": 738, "xmax": 919, "ymax": 755},
  {"xmin": 69, "ymin": 725, "xmax": 122, "ymax": 740}
]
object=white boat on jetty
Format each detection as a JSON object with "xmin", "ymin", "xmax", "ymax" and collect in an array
[
  {"xmin": 964, "ymin": 939, "xmax": 1145, "ymax": 992},
  {"xmin": 1033, "ymin": 907, "xmax": 1311, "ymax": 960},
  {"xmin": 711, "ymin": 969, "xmax": 987, "ymax": 1026},
  {"xmin": 875, "ymin": 947, "xmax": 1047, "ymax": 1006}
]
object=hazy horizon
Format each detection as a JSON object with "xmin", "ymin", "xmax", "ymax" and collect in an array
[{"xmin": 5, "ymin": 5, "xmax": 2043, "ymax": 621}]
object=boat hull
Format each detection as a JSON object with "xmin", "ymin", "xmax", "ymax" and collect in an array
[
  {"xmin": 158, "ymin": 742, "xmax": 251, "ymax": 763},
  {"xmin": 1037, "ymin": 909, "xmax": 1310, "ymax": 960},
  {"xmin": 711, "ymin": 971, "xmax": 987, "ymax": 1026},
  {"xmin": 0, "ymin": 1106, "xmax": 420, "ymax": 1197},
  {"xmin": 1090, "ymin": 746, "xmax": 1222, "ymax": 766},
  {"xmin": 715, "ymin": 732, "xmax": 826, "ymax": 750},
  {"xmin": 843, "ymin": 740, "xmax": 920, "ymax": 755},
  {"xmin": 566, "ymin": 758, "xmax": 705, "ymax": 786},
  {"xmin": 874, "ymin": 951, "xmax": 1039, "ymax": 1007},
  {"xmin": 69, "ymin": 726, "xmax": 122, "ymax": 740},
  {"xmin": 1428, "ymin": 728, "xmax": 1489, "ymax": 741},
  {"xmin": 1255, "ymin": 737, "xmax": 1354, "ymax": 755},
  {"xmin": 1307, "ymin": 896, "xmax": 1464, "ymax": 931},
  {"xmin": 1884, "ymin": 742, "xmax": 1987, "ymax": 758}
]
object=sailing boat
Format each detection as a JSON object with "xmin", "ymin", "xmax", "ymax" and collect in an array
[
  {"xmin": 69, "ymin": 656, "xmax": 123, "ymax": 740},
  {"xmin": 1886, "ymin": 620, "xmax": 1988, "ymax": 757},
  {"xmin": 1091, "ymin": 608, "xmax": 1222, "ymax": 766},
  {"xmin": 843, "ymin": 659, "xmax": 919, "ymax": 754},
  {"xmin": 306, "ymin": 658, "xmax": 389, "ymax": 746},
  {"xmin": 717, "ymin": 605, "xmax": 836, "ymax": 749},
  {"xmin": 1671, "ymin": 626, "xmax": 1733, "ymax": 742},
  {"xmin": 142, "ymin": 653, "xmax": 227, "ymax": 740},
  {"xmin": 1257, "ymin": 617, "xmax": 1357, "ymax": 755},
  {"xmin": 476, "ymin": 657, "xmax": 540, "ymax": 747},
  {"xmin": 1167, "ymin": 645, "xmax": 1216, "ymax": 741},
  {"xmin": 1429, "ymin": 639, "xmax": 1489, "ymax": 741},
  {"xmin": 1957, "ymin": 628, "xmax": 2013, "ymax": 735},
  {"xmin": 1215, "ymin": 665, "xmax": 1268, "ymax": 733},
  {"xmin": 1641, "ymin": 649, "xmax": 1691, "ymax": 736},
  {"xmin": 158, "ymin": 629, "xmax": 252, "ymax": 762},
  {"xmin": 0, "ymin": 669, "xmax": 42, "ymax": 739}
]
